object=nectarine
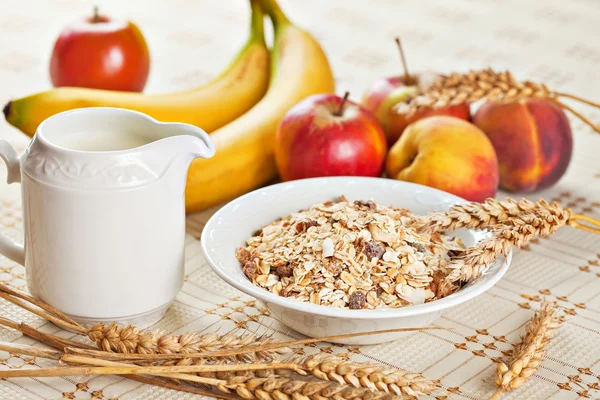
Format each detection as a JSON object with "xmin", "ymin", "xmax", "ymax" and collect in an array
[
  {"xmin": 386, "ymin": 116, "xmax": 499, "ymax": 202},
  {"xmin": 473, "ymin": 99, "xmax": 572, "ymax": 192}
]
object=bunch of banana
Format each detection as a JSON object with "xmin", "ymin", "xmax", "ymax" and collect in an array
[
  {"xmin": 3, "ymin": 0, "xmax": 269, "ymax": 136},
  {"xmin": 185, "ymin": 0, "xmax": 335, "ymax": 212},
  {"xmin": 3, "ymin": 0, "xmax": 335, "ymax": 213}
]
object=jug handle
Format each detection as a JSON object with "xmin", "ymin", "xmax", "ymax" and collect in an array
[{"xmin": 0, "ymin": 139, "xmax": 25, "ymax": 265}]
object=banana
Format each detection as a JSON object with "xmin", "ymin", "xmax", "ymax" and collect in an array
[
  {"xmin": 185, "ymin": 0, "xmax": 335, "ymax": 213},
  {"xmin": 3, "ymin": 0, "xmax": 269, "ymax": 137}
]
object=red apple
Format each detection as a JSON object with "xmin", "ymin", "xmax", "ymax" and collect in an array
[
  {"xmin": 50, "ymin": 7, "xmax": 150, "ymax": 92},
  {"xmin": 362, "ymin": 73, "xmax": 470, "ymax": 146},
  {"xmin": 275, "ymin": 93, "xmax": 387, "ymax": 181}
]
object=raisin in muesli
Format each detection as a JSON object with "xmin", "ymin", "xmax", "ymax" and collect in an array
[
  {"xmin": 295, "ymin": 220, "xmax": 319, "ymax": 233},
  {"xmin": 235, "ymin": 247, "xmax": 251, "ymax": 264},
  {"xmin": 429, "ymin": 270, "xmax": 446, "ymax": 297},
  {"xmin": 242, "ymin": 260, "xmax": 258, "ymax": 279},
  {"xmin": 354, "ymin": 200, "xmax": 377, "ymax": 210},
  {"xmin": 362, "ymin": 240, "xmax": 385, "ymax": 260},
  {"xmin": 276, "ymin": 264, "xmax": 294, "ymax": 278},
  {"xmin": 349, "ymin": 291, "xmax": 367, "ymax": 309}
]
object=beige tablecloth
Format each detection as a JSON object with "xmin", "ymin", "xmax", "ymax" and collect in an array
[{"xmin": 1, "ymin": 0, "xmax": 599, "ymax": 399}]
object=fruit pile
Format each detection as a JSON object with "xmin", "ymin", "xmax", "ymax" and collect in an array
[
  {"xmin": 274, "ymin": 38, "xmax": 595, "ymax": 203},
  {"xmin": 3, "ymin": 0, "xmax": 598, "ymax": 211}
]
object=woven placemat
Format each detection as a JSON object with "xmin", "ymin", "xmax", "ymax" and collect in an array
[{"xmin": 0, "ymin": 0, "xmax": 599, "ymax": 398}]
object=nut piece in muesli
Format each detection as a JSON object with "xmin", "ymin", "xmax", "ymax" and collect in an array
[{"xmin": 235, "ymin": 196, "xmax": 465, "ymax": 310}]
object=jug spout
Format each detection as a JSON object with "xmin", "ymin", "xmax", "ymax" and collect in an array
[
  {"xmin": 145, "ymin": 122, "xmax": 216, "ymax": 165},
  {"xmin": 140, "ymin": 121, "xmax": 215, "ymax": 193},
  {"xmin": 162, "ymin": 122, "xmax": 216, "ymax": 160}
]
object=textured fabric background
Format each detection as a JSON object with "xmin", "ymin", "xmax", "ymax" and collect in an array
[{"xmin": 0, "ymin": 0, "xmax": 599, "ymax": 399}]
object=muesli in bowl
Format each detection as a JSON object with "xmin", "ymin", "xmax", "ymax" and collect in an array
[
  {"xmin": 236, "ymin": 196, "xmax": 466, "ymax": 310},
  {"xmin": 202, "ymin": 177, "xmax": 510, "ymax": 344}
]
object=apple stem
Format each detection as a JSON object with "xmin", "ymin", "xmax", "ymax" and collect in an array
[
  {"xmin": 335, "ymin": 92, "xmax": 350, "ymax": 116},
  {"xmin": 395, "ymin": 37, "xmax": 414, "ymax": 85},
  {"xmin": 92, "ymin": 6, "xmax": 100, "ymax": 23}
]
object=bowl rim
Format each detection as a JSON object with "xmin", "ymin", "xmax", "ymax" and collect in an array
[{"xmin": 201, "ymin": 177, "xmax": 510, "ymax": 320}]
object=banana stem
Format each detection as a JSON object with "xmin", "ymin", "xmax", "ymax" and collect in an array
[
  {"xmin": 249, "ymin": 0, "xmax": 265, "ymax": 44},
  {"xmin": 259, "ymin": 0, "xmax": 291, "ymax": 29}
]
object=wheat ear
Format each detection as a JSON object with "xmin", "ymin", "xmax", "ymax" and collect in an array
[
  {"xmin": 0, "ymin": 341, "xmax": 409, "ymax": 400},
  {"xmin": 87, "ymin": 322, "xmax": 288, "ymax": 362},
  {"xmin": 395, "ymin": 69, "xmax": 552, "ymax": 116},
  {"xmin": 0, "ymin": 311, "xmax": 452, "ymax": 400},
  {"xmin": 0, "ymin": 282, "xmax": 431, "ymax": 363},
  {"xmin": 0, "ymin": 288, "xmax": 441, "ymax": 365},
  {"xmin": 490, "ymin": 301, "xmax": 563, "ymax": 400},
  {"xmin": 0, "ymin": 318, "xmax": 239, "ymax": 398},
  {"xmin": 393, "ymin": 68, "xmax": 600, "ymax": 133},
  {"xmin": 221, "ymin": 376, "xmax": 410, "ymax": 400},
  {"xmin": 411, "ymin": 198, "xmax": 540, "ymax": 234},
  {"xmin": 300, "ymin": 355, "xmax": 440, "ymax": 398},
  {"xmin": 0, "ymin": 321, "xmax": 397, "ymax": 400},
  {"xmin": 0, "ymin": 290, "xmax": 446, "ymax": 398},
  {"xmin": 411, "ymin": 198, "xmax": 600, "ymax": 296},
  {"xmin": 438, "ymin": 201, "xmax": 572, "ymax": 296},
  {"xmin": 157, "ymin": 354, "xmax": 440, "ymax": 398}
]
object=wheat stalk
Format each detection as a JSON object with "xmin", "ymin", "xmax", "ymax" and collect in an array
[
  {"xmin": 87, "ymin": 322, "xmax": 288, "ymax": 362},
  {"xmin": 0, "ymin": 282, "xmax": 289, "ymax": 363},
  {"xmin": 0, "ymin": 339, "xmax": 240, "ymax": 399},
  {"xmin": 0, "ymin": 311, "xmax": 443, "ymax": 399},
  {"xmin": 438, "ymin": 201, "xmax": 572, "ymax": 296},
  {"xmin": 0, "ymin": 342, "xmax": 411, "ymax": 400},
  {"xmin": 0, "ymin": 357, "xmax": 300, "ymax": 381},
  {"xmin": 82, "ymin": 325, "xmax": 440, "ymax": 363},
  {"xmin": 148, "ymin": 354, "xmax": 441, "ymax": 398},
  {"xmin": 300, "ymin": 355, "xmax": 440, "ymax": 398},
  {"xmin": 409, "ymin": 198, "xmax": 600, "ymax": 297},
  {"xmin": 490, "ymin": 301, "xmax": 563, "ymax": 400},
  {"xmin": 222, "ymin": 376, "xmax": 410, "ymax": 400},
  {"xmin": 411, "ymin": 198, "xmax": 540, "ymax": 234},
  {"xmin": 394, "ymin": 69, "xmax": 552, "ymax": 116},
  {"xmin": 393, "ymin": 68, "xmax": 600, "ymax": 133},
  {"xmin": 0, "ymin": 300, "xmax": 439, "ymax": 365}
]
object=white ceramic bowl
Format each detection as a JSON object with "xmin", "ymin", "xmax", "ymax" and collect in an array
[{"xmin": 201, "ymin": 177, "xmax": 510, "ymax": 344}]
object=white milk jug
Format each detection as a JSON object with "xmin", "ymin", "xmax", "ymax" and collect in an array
[{"xmin": 0, "ymin": 107, "xmax": 215, "ymax": 327}]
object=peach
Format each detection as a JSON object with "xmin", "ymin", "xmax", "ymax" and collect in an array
[
  {"xmin": 473, "ymin": 99, "xmax": 572, "ymax": 192},
  {"xmin": 386, "ymin": 116, "xmax": 499, "ymax": 202},
  {"xmin": 361, "ymin": 74, "xmax": 471, "ymax": 146}
]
